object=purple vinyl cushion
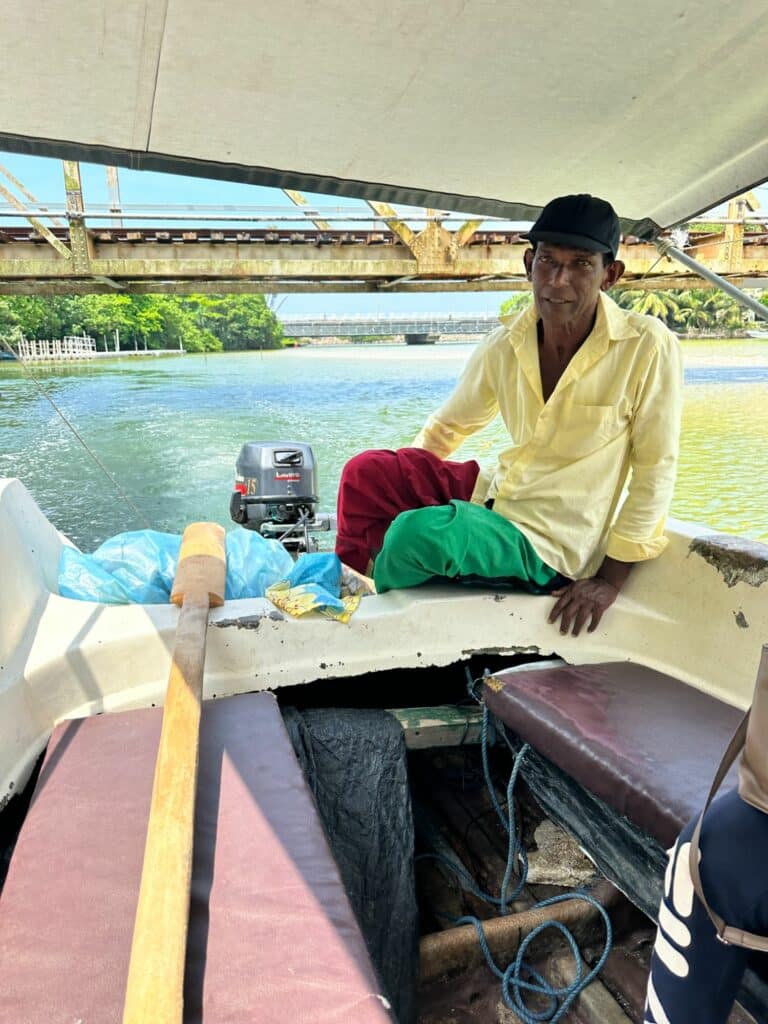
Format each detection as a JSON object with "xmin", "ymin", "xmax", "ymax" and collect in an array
[
  {"xmin": 484, "ymin": 661, "xmax": 742, "ymax": 847},
  {"xmin": 0, "ymin": 693, "xmax": 392, "ymax": 1023}
]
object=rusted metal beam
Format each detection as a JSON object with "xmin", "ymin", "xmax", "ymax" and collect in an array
[
  {"xmin": 0, "ymin": 162, "xmax": 63, "ymax": 226},
  {"xmin": 0, "ymin": 180, "xmax": 72, "ymax": 259},
  {"xmin": 0, "ymin": 214, "xmax": 767, "ymax": 293},
  {"xmin": 91, "ymin": 274, "xmax": 127, "ymax": 291},
  {"xmin": 61, "ymin": 160, "xmax": 124, "ymax": 288},
  {"xmin": 2, "ymin": 237, "xmax": 767, "ymax": 279},
  {"xmin": 62, "ymin": 160, "xmax": 93, "ymax": 274},
  {"xmin": 619, "ymin": 274, "xmax": 768, "ymax": 292},
  {"xmin": 365, "ymin": 204, "xmax": 482, "ymax": 276},
  {"xmin": 722, "ymin": 196, "xmax": 746, "ymax": 275},
  {"xmin": 366, "ymin": 201, "xmax": 416, "ymax": 248},
  {"xmin": 453, "ymin": 219, "xmax": 483, "ymax": 247},
  {"xmin": 282, "ymin": 189, "xmax": 332, "ymax": 231},
  {"xmin": 106, "ymin": 166, "xmax": 123, "ymax": 228},
  {"xmin": 0, "ymin": 278, "xmax": 532, "ymax": 296},
  {"xmin": 365, "ymin": 204, "xmax": 509, "ymax": 277}
]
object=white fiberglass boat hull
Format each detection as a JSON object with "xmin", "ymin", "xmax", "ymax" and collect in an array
[
  {"xmin": 3, "ymin": 477, "xmax": 765, "ymax": 806},
  {"xmin": 1, "ymin": 474, "xmax": 767, "ymax": 807}
]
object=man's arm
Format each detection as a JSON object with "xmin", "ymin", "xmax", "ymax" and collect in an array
[
  {"xmin": 605, "ymin": 334, "xmax": 684, "ymax": 562},
  {"xmin": 549, "ymin": 332, "xmax": 683, "ymax": 636},
  {"xmin": 413, "ymin": 327, "xmax": 504, "ymax": 456}
]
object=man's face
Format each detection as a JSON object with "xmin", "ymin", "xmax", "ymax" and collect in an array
[{"xmin": 523, "ymin": 242, "xmax": 623, "ymax": 328}]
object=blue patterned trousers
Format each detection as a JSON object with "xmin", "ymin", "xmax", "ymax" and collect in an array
[{"xmin": 645, "ymin": 789, "xmax": 768, "ymax": 1023}]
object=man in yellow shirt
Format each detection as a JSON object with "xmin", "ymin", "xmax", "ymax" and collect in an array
[{"xmin": 335, "ymin": 195, "xmax": 683, "ymax": 635}]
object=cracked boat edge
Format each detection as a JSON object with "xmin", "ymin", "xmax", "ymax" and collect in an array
[
  {"xmin": 213, "ymin": 611, "xmax": 285, "ymax": 629},
  {"xmin": 688, "ymin": 534, "xmax": 768, "ymax": 589}
]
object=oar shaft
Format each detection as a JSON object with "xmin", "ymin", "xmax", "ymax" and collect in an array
[{"xmin": 122, "ymin": 596, "xmax": 211, "ymax": 1024}]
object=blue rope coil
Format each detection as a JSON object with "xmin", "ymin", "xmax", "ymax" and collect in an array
[{"xmin": 419, "ymin": 700, "xmax": 613, "ymax": 1022}]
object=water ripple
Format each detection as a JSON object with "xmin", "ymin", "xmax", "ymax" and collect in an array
[{"xmin": 1, "ymin": 345, "xmax": 766, "ymax": 550}]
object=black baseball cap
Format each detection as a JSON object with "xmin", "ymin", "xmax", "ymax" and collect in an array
[{"xmin": 523, "ymin": 194, "xmax": 620, "ymax": 258}]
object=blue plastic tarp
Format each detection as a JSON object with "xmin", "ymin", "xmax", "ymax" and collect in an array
[{"xmin": 58, "ymin": 528, "xmax": 294, "ymax": 604}]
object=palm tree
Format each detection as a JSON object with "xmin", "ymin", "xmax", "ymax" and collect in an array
[
  {"xmin": 708, "ymin": 292, "xmax": 746, "ymax": 331},
  {"xmin": 612, "ymin": 289, "xmax": 682, "ymax": 325},
  {"xmin": 676, "ymin": 306, "xmax": 711, "ymax": 331}
]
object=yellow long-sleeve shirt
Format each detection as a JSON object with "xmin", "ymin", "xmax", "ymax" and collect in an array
[{"xmin": 412, "ymin": 293, "xmax": 683, "ymax": 579}]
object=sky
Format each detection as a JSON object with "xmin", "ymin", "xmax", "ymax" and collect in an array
[
  {"xmin": 0, "ymin": 150, "xmax": 523, "ymax": 316},
  {"xmin": 3, "ymin": 149, "xmax": 768, "ymax": 317}
]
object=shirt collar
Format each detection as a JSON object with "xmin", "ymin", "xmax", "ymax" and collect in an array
[
  {"xmin": 501, "ymin": 292, "xmax": 640, "ymax": 404},
  {"xmin": 502, "ymin": 291, "xmax": 640, "ymax": 351},
  {"xmin": 600, "ymin": 291, "xmax": 641, "ymax": 342}
]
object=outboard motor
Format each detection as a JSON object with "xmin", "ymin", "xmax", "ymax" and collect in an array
[{"xmin": 229, "ymin": 441, "xmax": 334, "ymax": 550}]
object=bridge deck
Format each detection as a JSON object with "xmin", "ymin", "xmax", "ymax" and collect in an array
[{"xmin": 1, "ymin": 225, "xmax": 767, "ymax": 295}]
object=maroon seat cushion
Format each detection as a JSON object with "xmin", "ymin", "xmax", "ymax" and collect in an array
[
  {"xmin": 0, "ymin": 692, "xmax": 392, "ymax": 1023},
  {"xmin": 483, "ymin": 662, "xmax": 742, "ymax": 848}
]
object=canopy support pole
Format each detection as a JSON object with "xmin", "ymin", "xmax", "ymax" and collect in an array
[{"xmin": 654, "ymin": 239, "xmax": 768, "ymax": 323}]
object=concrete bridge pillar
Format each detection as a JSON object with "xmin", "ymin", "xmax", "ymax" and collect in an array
[{"xmin": 404, "ymin": 332, "xmax": 439, "ymax": 345}]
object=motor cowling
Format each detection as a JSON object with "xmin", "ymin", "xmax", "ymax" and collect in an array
[{"xmin": 230, "ymin": 441, "xmax": 333, "ymax": 549}]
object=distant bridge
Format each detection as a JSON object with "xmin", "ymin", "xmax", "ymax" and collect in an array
[{"xmin": 281, "ymin": 313, "xmax": 499, "ymax": 338}]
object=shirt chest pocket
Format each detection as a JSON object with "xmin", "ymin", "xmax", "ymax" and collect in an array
[{"xmin": 545, "ymin": 403, "xmax": 627, "ymax": 459}]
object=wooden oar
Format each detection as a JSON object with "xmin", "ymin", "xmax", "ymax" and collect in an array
[{"xmin": 122, "ymin": 522, "xmax": 226, "ymax": 1024}]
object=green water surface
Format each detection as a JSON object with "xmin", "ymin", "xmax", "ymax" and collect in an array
[{"xmin": 1, "ymin": 342, "xmax": 767, "ymax": 551}]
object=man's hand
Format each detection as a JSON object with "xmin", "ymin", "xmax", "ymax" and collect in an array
[
  {"xmin": 548, "ymin": 577, "xmax": 619, "ymax": 636},
  {"xmin": 548, "ymin": 557, "xmax": 633, "ymax": 636}
]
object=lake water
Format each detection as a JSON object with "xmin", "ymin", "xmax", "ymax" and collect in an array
[{"xmin": 1, "ymin": 341, "xmax": 767, "ymax": 551}]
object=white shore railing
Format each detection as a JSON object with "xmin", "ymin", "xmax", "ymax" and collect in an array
[{"xmin": 17, "ymin": 335, "xmax": 97, "ymax": 362}]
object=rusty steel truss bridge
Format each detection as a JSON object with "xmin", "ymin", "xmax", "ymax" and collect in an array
[{"xmin": 1, "ymin": 162, "xmax": 768, "ymax": 296}]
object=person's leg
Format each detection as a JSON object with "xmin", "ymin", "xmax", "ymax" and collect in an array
[
  {"xmin": 645, "ymin": 789, "xmax": 768, "ymax": 1023},
  {"xmin": 373, "ymin": 500, "xmax": 559, "ymax": 593},
  {"xmin": 335, "ymin": 448, "xmax": 479, "ymax": 574}
]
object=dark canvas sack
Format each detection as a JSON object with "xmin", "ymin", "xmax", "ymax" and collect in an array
[{"xmin": 690, "ymin": 643, "xmax": 768, "ymax": 950}]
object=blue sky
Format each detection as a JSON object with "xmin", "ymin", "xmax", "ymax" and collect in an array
[{"xmin": 0, "ymin": 150, "xmax": 520, "ymax": 316}]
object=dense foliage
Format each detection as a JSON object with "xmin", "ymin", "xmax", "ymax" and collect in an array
[
  {"xmin": 2, "ymin": 287, "xmax": 766, "ymax": 352},
  {"xmin": 500, "ymin": 287, "xmax": 768, "ymax": 334},
  {"xmin": 498, "ymin": 293, "xmax": 533, "ymax": 316},
  {"xmin": 612, "ymin": 288, "xmax": 768, "ymax": 334},
  {"xmin": 0, "ymin": 294, "xmax": 284, "ymax": 352}
]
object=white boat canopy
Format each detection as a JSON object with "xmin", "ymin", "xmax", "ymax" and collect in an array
[{"xmin": 1, "ymin": 2, "xmax": 767, "ymax": 235}]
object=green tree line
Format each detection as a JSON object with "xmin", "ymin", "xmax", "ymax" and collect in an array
[
  {"xmin": 500, "ymin": 287, "xmax": 768, "ymax": 334},
  {"xmin": 0, "ymin": 294, "xmax": 284, "ymax": 352}
]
